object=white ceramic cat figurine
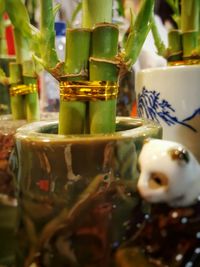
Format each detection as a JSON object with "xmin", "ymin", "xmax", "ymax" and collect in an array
[{"xmin": 137, "ymin": 139, "xmax": 200, "ymax": 207}]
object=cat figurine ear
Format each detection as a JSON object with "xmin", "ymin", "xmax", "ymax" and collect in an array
[{"xmin": 137, "ymin": 139, "xmax": 200, "ymax": 207}]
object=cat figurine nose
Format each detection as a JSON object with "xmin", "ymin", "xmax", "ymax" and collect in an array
[{"xmin": 137, "ymin": 139, "xmax": 200, "ymax": 207}]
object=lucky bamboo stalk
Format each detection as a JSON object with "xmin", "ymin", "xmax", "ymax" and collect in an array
[
  {"xmin": 82, "ymin": 0, "xmax": 113, "ymax": 28},
  {"xmin": 11, "ymin": 28, "xmax": 38, "ymax": 121},
  {"xmin": 9, "ymin": 62, "xmax": 26, "ymax": 120},
  {"xmin": 167, "ymin": 29, "xmax": 182, "ymax": 62},
  {"xmin": 38, "ymin": 0, "xmax": 91, "ymax": 134},
  {"xmin": 155, "ymin": 0, "xmax": 200, "ymax": 63},
  {"xmin": 23, "ymin": 60, "xmax": 40, "ymax": 122},
  {"xmin": 82, "ymin": 0, "xmax": 118, "ymax": 134},
  {"xmin": 59, "ymin": 0, "xmax": 154, "ymax": 133},
  {"xmin": 4, "ymin": 0, "xmax": 40, "ymax": 121},
  {"xmin": 86, "ymin": 0, "xmax": 154, "ymax": 134},
  {"xmin": 89, "ymin": 23, "xmax": 119, "ymax": 133},
  {"xmin": 30, "ymin": 0, "xmax": 154, "ymax": 135},
  {"xmin": 181, "ymin": 0, "xmax": 200, "ymax": 59},
  {"xmin": 59, "ymin": 28, "xmax": 91, "ymax": 134},
  {"xmin": 0, "ymin": 16, "xmax": 7, "ymax": 57},
  {"xmin": 10, "ymin": 27, "xmax": 30, "ymax": 120}
]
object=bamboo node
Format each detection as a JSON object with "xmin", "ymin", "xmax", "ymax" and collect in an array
[
  {"xmin": 10, "ymin": 84, "xmax": 38, "ymax": 96},
  {"xmin": 59, "ymin": 81, "xmax": 118, "ymax": 101}
]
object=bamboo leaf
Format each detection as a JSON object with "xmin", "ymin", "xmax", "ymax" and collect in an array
[
  {"xmin": 124, "ymin": 0, "xmax": 155, "ymax": 68},
  {"xmin": 5, "ymin": 0, "xmax": 32, "ymax": 38},
  {"xmin": 39, "ymin": 0, "xmax": 59, "ymax": 69},
  {"xmin": 53, "ymin": 3, "xmax": 61, "ymax": 17},
  {"xmin": 129, "ymin": 9, "xmax": 135, "ymax": 32},
  {"xmin": 151, "ymin": 15, "xmax": 167, "ymax": 58},
  {"xmin": 29, "ymin": 25, "xmax": 42, "ymax": 57},
  {"xmin": 67, "ymin": 2, "xmax": 82, "ymax": 28}
]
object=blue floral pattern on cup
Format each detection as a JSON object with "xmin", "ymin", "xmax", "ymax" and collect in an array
[{"xmin": 137, "ymin": 87, "xmax": 200, "ymax": 133}]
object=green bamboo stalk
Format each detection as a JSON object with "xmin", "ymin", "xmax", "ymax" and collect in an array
[
  {"xmin": 91, "ymin": 23, "xmax": 119, "ymax": 59},
  {"xmin": 23, "ymin": 60, "xmax": 40, "ymax": 122},
  {"xmin": 38, "ymin": 0, "xmax": 90, "ymax": 134},
  {"xmin": 0, "ymin": 58, "xmax": 12, "ymax": 114},
  {"xmin": 82, "ymin": 0, "xmax": 112, "ymax": 28},
  {"xmin": 64, "ymin": 28, "xmax": 91, "ymax": 75},
  {"xmin": 0, "ymin": 17, "xmax": 7, "ymax": 56},
  {"xmin": 89, "ymin": 23, "xmax": 119, "ymax": 134},
  {"xmin": 5, "ymin": 1, "xmax": 40, "ymax": 121},
  {"xmin": 124, "ymin": 0, "xmax": 155, "ymax": 68},
  {"xmin": 82, "ymin": 0, "xmax": 118, "ymax": 134},
  {"xmin": 89, "ymin": 59, "xmax": 118, "ymax": 133},
  {"xmin": 181, "ymin": 0, "xmax": 199, "ymax": 32},
  {"xmin": 59, "ymin": 28, "xmax": 91, "ymax": 134},
  {"xmin": 181, "ymin": 0, "xmax": 200, "ymax": 59},
  {"xmin": 167, "ymin": 29, "xmax": 183, "ymax": 62},
  {"xmin": 89, "ymin": 58, "xmax": 119, "ymax": 81},
  {"xmin": 9, "ymin": 62, "xmax": 26, "ymax": 120}
]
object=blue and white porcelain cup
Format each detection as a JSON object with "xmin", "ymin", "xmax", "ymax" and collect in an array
[{"xmin": 135, "ymin": 65, "xmax": 200, "ymax": 162}]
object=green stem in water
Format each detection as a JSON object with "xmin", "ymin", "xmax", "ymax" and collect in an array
[
  {"xmin": 59, "ymin": 28, "xmax": 91, "ymax": 135},
  {"xmin": 124, "ymin": 0, "xmax": 155, "ymax": 69},
  {"xmin": 23, "ymin": 60, "xmax": 40, "ymax": 122},
  {"xmin": 9, "ymin": 62, "xmax": 26, "ymax": 120},
  {"xmin": 82, "ymin": 0, "xmax": 112, "ymax": 28},
  {"xmin": 181, "ymin": 0, "xmax": 200, "ymax": 58}
]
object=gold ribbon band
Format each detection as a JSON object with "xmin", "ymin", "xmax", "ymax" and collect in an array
[
  {"xmin": 10, "ymin": 84, "xmax": 38, "ymax": 96},
  {"xmin": 59, "ymin": 81, "xmax": 118, "ymax": 101}
]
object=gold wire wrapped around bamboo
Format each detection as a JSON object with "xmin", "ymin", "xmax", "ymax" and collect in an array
[
  {"xmin": 59, "ymin": 81, "xmax": 118, "ymax": 101},
  {"xmin": 10, "ymin": 84, "xmax": 38, "ymax": 96}
]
